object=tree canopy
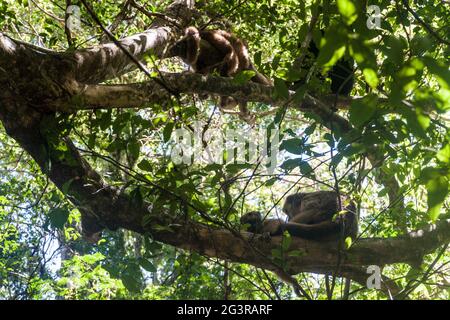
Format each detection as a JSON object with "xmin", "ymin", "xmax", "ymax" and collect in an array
[{"xmin": 0, "ymin": 0, "xmax": 449, "ymax": 300}]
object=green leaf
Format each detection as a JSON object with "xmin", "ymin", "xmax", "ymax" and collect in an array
[
  {"xmin": 254, "ymin": 51, "xmax": 262, "ymax": 66},
  {"xmin": 144, "ymin": 239, "xmax": 163, "ymax": 254},
  {"xmin": 304, "ymin": 124, "xmax": 316, "ymax": 136},
  {"xmin": 420, "ymin": 167, "xmax": 449, "ymax": 221},
  {"xmin": 61, "ymin": 178, "xmax": 74, "ymax": 195},
  {"xmin": 163, "ymin": 122, "xmax": 175, "ymax": 143},
  {"xmin": 233, "ymin": 70, "xmax": 256, "ymax": 85},
  {"xmin": 292, "ymin": 85, "xmax": 306, "ymax": 103},
  {"xmin": 271, "ymin": 248, "xmax": 282, "ymax": 260},
  {"xmin": 102, "ymin": 263, "xmax": 120, "ymax": 278},
  {"xmin": 363, "ymin": 68, "xmax": 379, "ymax": 89},
  {"xmin": 281, "ymin": 232, "xmax": 292, "ymax": 251},
  {"xmin": 426, "ymin": 177, "xmax": 449, "ymax": 221},
  {"xmin": 422, "ymin": 56, "xmax": 450, "ymax": 89},
  {"xmin": 121, "ymin": 274, "xmax": 142, "ymax": 293},
  {"xmin": 319, "ymin": 45, "xmax": 346, "ymax": 68},
  {"xmin": 274, "ymin": 106, "xmax": 287, "ymax": 124},
  {"xmin": 288, "ymin": 250, "xmax": 304, "ymax": 257},
  {"xmin": 330, "ymin": 153, "xmax": 344, "ymax": 168},
  {"xmin": 137, "ymin": 159, "xmax": 153, "ymax": 172},
  {"xmin": 437, "ymin": 144, "xmax": 450, "ymax": 163},
  {"xmin": 400, "ymin": 105, "xmax": 430, "ymax": 138},
  {"xmin": 48, "ymin": 208, "xmax": 69, "ymax": 230},
  {"xmin": 345, "ymin": 237, "xmax": 353, "ymax": 249},
  {"xmin": 349, "ymin": 95, "xmax": 377, "ymax": 127},
  {"xmin": 138, "ymin": 258, "xmax": 157, "ymax": 272},
  {"xmin": 130, "ymin": 187, "xmax": 143, "ymax": 207},
  {"xmin": 273, "ymin": 78, "xmax": 290, "ymax": 99},
  {"xmin": 280, "ymin": 138, "xmax": 303, "ymax": 155},
  {"xmin": 315, "ymin": 28, "xmax": 346, "ymax": 67},
  {"xmin": 279, "ymin": 158, "xmax": 314, "ymax": 178},
  {"xmin": 181, "ymin": 106, "xmax": 199, "ymax": 117},
  {"xmin": 299, "ymin": 161, "xmax": 314, "ymax": 177},
  {"xmin": 280, "ymin": 158, "xmax": 302, "ymax": 172},
  {"xmin": 337, "ymin": 0, "xmax": 358, "ymax": 25},
  {"xmin": 121, "ymin": 263, "xmax": 143, "ymax": 293},
  {"xmin": 271, "ymin": 55, "xmax": 281, "ymax": 70},
  {"xmin": 127, "ymin": 139, "xmax": 140, "ymax": 161},
  {"xmin": 264, "ymin": 177, "xmax": 278, "ymax": 186}
]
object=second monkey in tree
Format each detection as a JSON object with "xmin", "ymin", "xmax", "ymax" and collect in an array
[
  {"xmin": 291, "ymin": 30, "xmax": 355, "ymax": 96},
  {"xmin": 169, "ymin": 26, "xmax": 272, "ymax": 123}
]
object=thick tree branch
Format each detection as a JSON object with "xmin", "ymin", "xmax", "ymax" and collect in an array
[
  {"xmin": 69, "ymin": 73, "xmax": 352, "ymax": 130},
  {"xmin": 70, "ymin": 0, "xmax": 193, "ymax": 84}
]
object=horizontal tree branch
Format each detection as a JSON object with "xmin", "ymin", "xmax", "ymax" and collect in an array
[{"xmin": 70, "ymin": 73, "xmax": 354, "ymax": 132}]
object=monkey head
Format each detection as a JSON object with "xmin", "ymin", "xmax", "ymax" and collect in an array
[
  {"xmin": 240, "ymin": 211, "xmax": 263, "ymax": 233},
  {"xmin": 282, "ymin": 193, "xmax": 303, "ymax": 219},
  {"xmin": 168, "ymin": 27, "xmax": 200, "ymax": 64}
]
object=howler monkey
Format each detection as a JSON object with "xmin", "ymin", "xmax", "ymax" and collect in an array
[
  {"xmin": 291, "ymin": 31, "xmax": 355, "ymax": 96},
  {"xmin": 240, "ymin": 191, "xmax": 358, "ymax": 241},
  {"xmin": 169, "ymin": 27, "xmax": 272, "ymax": 122}
]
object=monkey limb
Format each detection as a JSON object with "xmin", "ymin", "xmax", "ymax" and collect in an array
[
  {"xmin": 240, "ymin": 211, "xmax": 282, "ymax": 235},
  {"xmin": 283, "ymin": 191, "xmax": 358, "ymax": 240},
  {"xmin": 273, "ymin": 270, "xmax": 306, "ymax": 298},
  {"xmin": 240, "ymin": 192, "xmax": 357, "ymax": 297},
  {"xmin": 240, "ymin": 213, "xmax": 310, "ymax": 297},
  {"xmin": 242, "ymin": 211, "xmax": 356, "ymax": 241},
  {"xmin": 239, "ymin": 211, "xmax": 339, "ymax": 240},
  {"xmin": 283, "ymin": 191, "xmax": 341, "ymax": 223},
  {"xmin": 169, "ymin": 27, "xmax": 201, "ymax": 66},
  {"xmin": 273, "ymin": 220, "xmax": 345, "ymax": 240}
]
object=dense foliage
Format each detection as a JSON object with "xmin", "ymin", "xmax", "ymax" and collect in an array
[{"xmin": 0, "ymin": 0, "xmax": 449, "ymax": 300}]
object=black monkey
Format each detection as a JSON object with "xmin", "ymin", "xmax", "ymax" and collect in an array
[{"xmin": 292, "ymin": 31, "xmax": 355, "ymax": 96}]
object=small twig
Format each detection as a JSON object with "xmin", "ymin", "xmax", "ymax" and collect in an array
[
  {"xmin": 399, "ymin": 244, "xmax": 449, "ymax": 299},
  {"xmin": 130, "ymin": 0, "xmax": 181, "ymax": 29},
  {"xmin": 99, "ymin": 0, "xmax": 133, "ymax": 44},
  {"xmin": 64, "ymin": 0, "xmax": 74, "ymax": 46},
  {"xmin": 293, "ymin": 1, "xmax": 321, "ymax": 71},
  {"xmin": 401, "ymin": 0, "xmax": 450, "ymax": 46},
  {"xmin": 199, "ymin": 0, "xmax": 246, "ymax": 30},
  {"xmin": 30, "ymin": 0, "xmax": 65, "ymax": 23}
]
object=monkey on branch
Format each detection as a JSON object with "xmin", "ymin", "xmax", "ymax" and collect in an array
[
  {"xmin": 241, "ymin": 191, "xmax": 358, "ymax": 242},
  {"xmin": 290, "ymin": 29, "xmax": 355, "ymax": 96},
  {"xmin": 168, "ymin": 26, "xmax": 272, "ymax": 123},
  {"xmin": 240, "ymin": 191, "xmax": 358, "ymax": 297}
]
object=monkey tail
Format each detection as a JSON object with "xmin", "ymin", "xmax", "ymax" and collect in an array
[
  {"xmin": 343, "ymin": 201, "xmax": 358, "ymax": 240},
  {"xmin": 273, "ymin": 270, "xmax": 304, "ymax": 298}
]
